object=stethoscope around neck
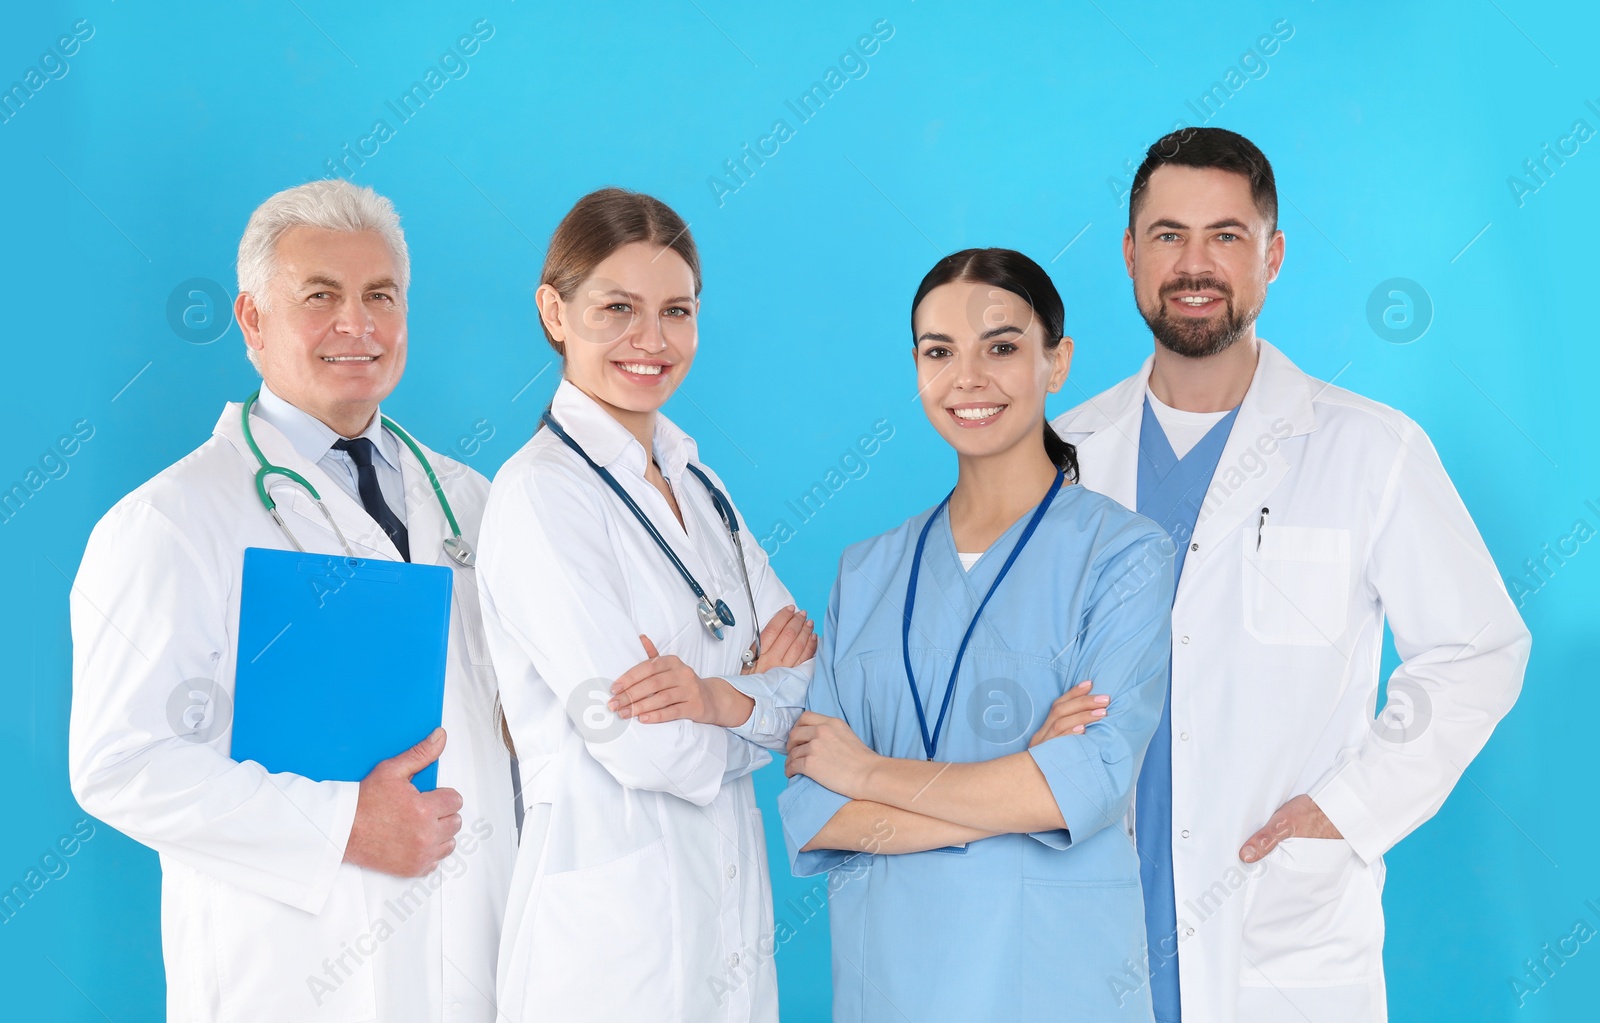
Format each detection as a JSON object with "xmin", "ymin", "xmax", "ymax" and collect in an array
[
  {"xmin": 540, "ymin": 408, "xmax": 761, "ymax": 667},
  {"xmin": 240, "ymin": 390, "xmax": 476, "ymax": 568}
]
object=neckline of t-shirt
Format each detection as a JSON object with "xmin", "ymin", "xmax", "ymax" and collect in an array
[{"xmin": 1146, "ymin": 385, "xmax": 1235, "ymax": 424}]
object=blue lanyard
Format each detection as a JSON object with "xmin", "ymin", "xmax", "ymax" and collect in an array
[{"xmin": 902, "ymin": 471, "xmax": 1064, "ymax": 760}]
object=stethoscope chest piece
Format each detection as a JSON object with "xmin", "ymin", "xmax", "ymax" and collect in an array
[
  {"xmin": 697, "ymin": 596, "xmax": 736, "ymax": 640},
  {"xmin": 443, "ymin": 535, "xmax": 476, "ymax": 568}
]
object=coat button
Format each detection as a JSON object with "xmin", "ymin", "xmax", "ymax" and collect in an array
[
  {"xmin": 1180, "ymin": 636, "xmax": 1190, "ymax": 645},
  {"xmin": 1190, "ymin": 543, "xmax": 1199, "ymax": 552},
  {"xmin": 728, "ymin": 952, "xmax": 741, "ymax": 969},
  {"xmin": 1179, "ymin": 731, "xmax": 1189, "ymax": 741},
  {"xmin": 1181, "ymin": 829, "xmax": 1191, "ymax": 839},
  {"xmin": 1185, "ymin": 926, "xmax": 1196, "ymax": 937},
  {"xmin": 727, "ymin": 864, "xmax": 738, "ymax": 880}
]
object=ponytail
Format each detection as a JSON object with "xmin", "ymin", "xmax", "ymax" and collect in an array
[{"xmin": 1043, "ymin": 420, "xmax": 1079, "ymax": 482}]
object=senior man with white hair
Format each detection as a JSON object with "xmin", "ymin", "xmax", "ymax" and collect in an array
[{"xmin": 69, "ymin": 179, "xmax": 515, "ymax": 1022}]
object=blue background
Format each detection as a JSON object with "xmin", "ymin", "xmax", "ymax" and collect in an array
[{"xmin": 3, "ymin": 1, "xmax": 1595, "ymax": 1019}]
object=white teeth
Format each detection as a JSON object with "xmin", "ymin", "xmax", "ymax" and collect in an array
[
  {"xmin": 952, "ymin": 406, "xmax": 1004, "ymax": 420},
  {"xmin": 322, "ymin": 355, "xmax": 377, "ymax": 361},
  {"xmin": 617, "ymin": 362, "xmax": 664, "ymax": 376},
  {"xmin": 1178, "ymin": 296, "xmax": 1214, "ymax": 306}
]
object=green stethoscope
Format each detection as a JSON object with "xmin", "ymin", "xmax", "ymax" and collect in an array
[{"xmin": 241, "ymin": 390, "xmax": 476, "ymax": 568}]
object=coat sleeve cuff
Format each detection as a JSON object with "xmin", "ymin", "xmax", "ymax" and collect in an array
[
  {"xmin": 717, "ymin": 675, "xmax": 779, "ymax": 748},
  {"xmin": 778, "ymin": 776, "xmax": 854, "ymax": 877},
  {"xmin": 302, "ymin": 779, "xmax": 362, "ymax": 914},
  {"xmin": 1310, "ymin": 770, "xmax": 1387, "ymax": 865}
]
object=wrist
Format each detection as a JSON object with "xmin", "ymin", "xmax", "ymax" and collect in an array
[
  {"xmin": 850, "ymin": 752, "xmax": 887, "ymax": 802},
  {"xmin": 1306, "ymin": 796, "xmax": 1343, "ymax": 839},
  {"xmin": 710, "ymin": 677, "xmax": 755, "ymax": 728}
]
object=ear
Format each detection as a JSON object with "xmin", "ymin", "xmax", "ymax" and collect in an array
[
  {"xmin": 1047, "ymin": 336, "xmax": 1074, "ymax": 393},
  {"xmin": 1265, "ymin": 228, "xmax": 1286, "ymax": 284},
  {"xmin": 1122, "ymin": 228, "xmax": 1136, "ymax": 279},
  {"xmin": 534, "ymin": 283, "xmax": 566, "ymax": 344},
  {"xmin": 235, "ymin": 292, "xmax": 265, "ymax": 353}
]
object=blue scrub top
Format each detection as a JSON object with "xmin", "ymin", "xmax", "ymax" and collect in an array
[
  {"xmin": 779, "ymin": 482, "xmax": 1175, "ymax": 1022},
  {"xmin": 1134, "ymin": 397, "xmax": 1239, "ymax": 1023}
]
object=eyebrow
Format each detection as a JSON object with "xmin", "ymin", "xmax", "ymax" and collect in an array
[
  {"xmin": 364, "ymin": 276, "xmax": 399, "ymax": 292},
  {"xmin": 597, "ymin": 288, "xmax": 695, "ymax": 305},
  {"xmin": 299, "ymin": 274, "xmax": 343, "ymax": 290},
  {"xmin": 916, "ymin": 324, "xmax": 1024, "ymax": 344},
  {"xmin": 1145, "ymin": 217, "xmax": 1253, "ymax": 234}
]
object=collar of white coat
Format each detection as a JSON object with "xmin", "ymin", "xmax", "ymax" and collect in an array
[
  {"xmin": 252, "ymin": 380, "xmax": 402, "ymax": 473},
  {"xmin": 213, "ymin": 396, "xmax": 451, "ymax": 565},
  {"xmin": 1060, "ymin": 339, "xmax": 1317, "ymax": 440},
  {"xmin": 549, "ymin": 376, "xmax": 698, "ymax": 481}
]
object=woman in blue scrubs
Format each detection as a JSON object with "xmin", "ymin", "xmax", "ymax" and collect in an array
[{"xmin": 779, "ymin": 248, "xmax": 1174, "ymax": 1021}]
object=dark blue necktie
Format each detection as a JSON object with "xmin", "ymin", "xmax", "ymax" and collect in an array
[{"xmin": 331, "ymin": 437, "xmax": 410, "ymax": 562}]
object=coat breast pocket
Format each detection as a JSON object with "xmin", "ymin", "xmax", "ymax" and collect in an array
[{"xmin": 1241, "ymin": 526, "xmax": 1352, "ymax": 647}]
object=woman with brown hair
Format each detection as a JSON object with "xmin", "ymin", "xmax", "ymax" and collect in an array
[{"xmin": 475, "ymin": 188, "xmax": 816, "ymax": 1021}]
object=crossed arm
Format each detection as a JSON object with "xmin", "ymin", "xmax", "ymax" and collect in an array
[
  {"xmin": 786, "ymin": 683, "xmax": 1108, "ymax": 854},
  {"xmin": 606, "ymin": 606, "xmax": 816, "ymax": 727}
]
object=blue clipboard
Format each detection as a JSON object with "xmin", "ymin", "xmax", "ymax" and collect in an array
[{"xmin": 231, "ymin": 547, "xmax": 454, "ymax": 791}]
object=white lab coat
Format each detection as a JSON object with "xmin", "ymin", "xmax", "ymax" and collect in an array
[
  {"xmin": 69, "ymin": 401, "xmax": 515, "ymax": 1023},
  {"xmin": 1052, "ymin": 341, "xmax": 1529, "ymax": 1023},
  {"xmin": 478, "ymin": 379, "xmax": 811, "ymax": 1023}
]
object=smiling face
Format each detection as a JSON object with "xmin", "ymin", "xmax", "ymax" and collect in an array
[
  {"xmin": 236, "ymin": 226, "xmax": 407, "ymax": 435},
  {"xmin": 537, "ymin": 240, "xmax": 698, "ymax": 421},
  {"xmin": 912, "ymin": 280, "xmax": 1071, "ymax": 460},
  {"xmin": 1124, "ymin": 165, "xmax": 1284, "ymax": 358}
]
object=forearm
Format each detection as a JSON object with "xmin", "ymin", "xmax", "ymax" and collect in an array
[
  {"xmin": 71, "ymin": 739, "xmax": 357, "ymax": 910},
  {"xmin": 801, "ymin": 799, "xmax": 998, "ymax": 855},
  {"xmin": 484, "ymin": 619, "xmax": 734, "ymax": 804},
  {"xmin": 856, "ymin": 751, "xmax": 1067, "ymax": 834}
]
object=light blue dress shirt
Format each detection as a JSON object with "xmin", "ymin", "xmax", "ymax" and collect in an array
[
  {"xmin": 778, "ymin": 482, "xmax": 1175, "ymax": 1022},
  {"xmin": 251, "ymin": 382, "xmax": 407, "ymax": 525}
]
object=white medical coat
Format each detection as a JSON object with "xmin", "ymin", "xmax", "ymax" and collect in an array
[
  {"xmin": 69, "ymin": 400, "xmax": 516, "ymax": 1022},
  {"xmin": 478, "ymin": 379, "xmax": 811, "ymax": 1022},
  {"xmin": 1052, "ymin": 341, "xmax": 1530, "ymax": 1022}
]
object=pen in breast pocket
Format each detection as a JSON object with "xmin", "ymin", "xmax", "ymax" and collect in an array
[{"xmin": 1257, "ymin": 507, "xmax": 1270, "ymax": 550}]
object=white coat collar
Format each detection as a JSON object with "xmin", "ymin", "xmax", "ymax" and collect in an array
[
  {"xmin": 548, "ymin": 377, "xmax": 699, "ymax": 481},
  {"xmin": 1057, "ymin": 339, "xmax": 1320, "ymax": 575},
  {"xmin": 1062, "ymin": 339, "xmax": 1316, "ymax": 437},
  {"xmin": 214, "ymin": 398, "xmax": 452, "ymax": 567},
  {"xmin": 391, "ymin": 426, "xmax": 456, "ymax": 570}
]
